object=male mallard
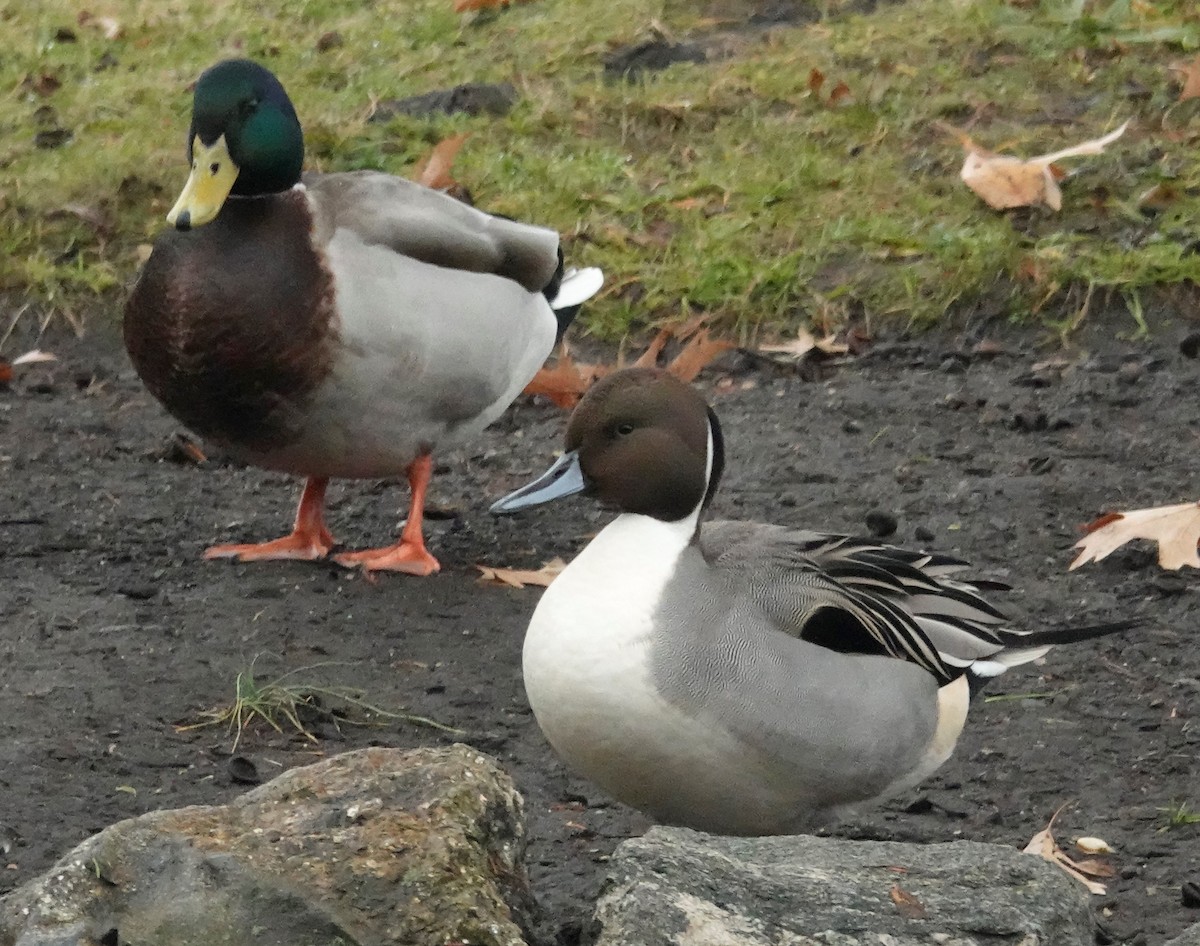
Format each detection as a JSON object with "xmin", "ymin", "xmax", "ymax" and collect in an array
[
  {"xmin": 125, "ymin": 59, "xmax": 601, "ymax": 574},
  {"xmin": 491, "ymin": 368, "xmax": 1135, "ymax": 835}
]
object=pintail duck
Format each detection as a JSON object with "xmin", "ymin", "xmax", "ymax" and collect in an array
[
  {"xmin": 492, "ymin": 367, "xmax": 1133, "ymax": 835},
  {"xmin": 125, "ymin": 59, "xmax": 601, "ymax": 574}
]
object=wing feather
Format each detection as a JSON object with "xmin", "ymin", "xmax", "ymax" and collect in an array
[{"xmin": 700, "ymin": 522, "xmax": 1016, "ymax": 686}]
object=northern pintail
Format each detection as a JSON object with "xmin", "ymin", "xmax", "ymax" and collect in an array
[
  {"xmin": 125, "ymin": 59, "xmax": 601, "ymax": 574},
  {"xmin": 492, "ymin": 367, "xmax": 1132, "ymax": 835}
]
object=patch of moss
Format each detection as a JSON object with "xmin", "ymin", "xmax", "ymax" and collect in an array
[{"xmin": 0, "ymin": 0, "xmax": 1197, "ymax": 338}]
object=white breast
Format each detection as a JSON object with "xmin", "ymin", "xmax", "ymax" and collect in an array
[{"xmin": 523, "ymin": 511, "xmax": 789, "ymax": 830}]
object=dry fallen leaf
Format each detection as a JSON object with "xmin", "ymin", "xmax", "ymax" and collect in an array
[
  {"xmin": 476, "ymin": 557, "xmax": 566, "ymax": 589},
  {"xmin": 522, "ymin": 342, "xmax": 609, "ymax": 410},
  {"xmin": 412, "ymin": 132, "xmax": 470, "ymax": 192},
  {"xmin": 0, "ymin": 361, "xmax": 11, "ymax": 387},
  {"xmin": 889, "ymin": 884, "xmax": 927, "ymax": 919},
  {"xmin": 806, "ymin": 68, "xmax": 853, "ymax": 108},
  {"xmin": 1070, "ymin": 501, "xmax": 1200, "ymax": 571},
  {"xmin": 1022, "ymin": 806, "xmax": 1109, "ymax": 895},
  {"xmin": 1169, "ymin": 54, "xmax": 1200, "ymax": 103},
  {"xmin": 630, "ymin": 328, "xmax": 671, "ymax": 370},
  {"xmin": 827, "ymin": 80, "xmax": 853, "ymax": 107},
  {"xmin": 162, "ymin": 432, "xmax": 208, "ymax": 465},
  {"xmin": 525, "ymin": 321, "xmax": 734, "ymax": 410},
  {"xmin": 758, "ymin": 328, "xmax": 849, "ymax": 362},
  {"xmin": 954, "ymin": 121, "xmax": 1129, "ymax": 211},
  {"xmin": 663, "ymin": 328, "xmax": 735, "ymax": 383}
]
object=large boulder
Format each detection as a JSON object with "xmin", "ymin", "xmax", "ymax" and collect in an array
[
  {"xmin": 592, "ymin": 827, "xmax": 1096, "ymax": 946},
  {"xmin": 0, "ymin": 746, "xmax": 533, "ymax": 946},
  {"xmin": 1167, "ymin": 921, "xmax": 1200, "ymax": 946}
]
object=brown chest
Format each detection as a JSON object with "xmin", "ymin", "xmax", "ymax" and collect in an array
[{"xmin": 124, "ymin": 193, "xmax": 339, "ymax": 449}]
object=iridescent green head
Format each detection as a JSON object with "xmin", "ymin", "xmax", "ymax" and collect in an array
[{"xmin": 167, "ymin": 59, "xmax": 305, "ymax": 231}]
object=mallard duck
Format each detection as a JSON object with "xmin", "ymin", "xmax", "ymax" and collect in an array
[
  {"xmin": 491, "ymin": 368, "xmax": 1136, "ymax": 835},
  {"xmin": 125, "ymin": 58, "xmax": 601, "ymax": 574}
]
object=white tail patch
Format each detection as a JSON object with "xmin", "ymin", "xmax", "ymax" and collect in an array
[
  {"xmin": 551, "ymin": 267, "xmax": 604, "ymax": 310},
  {"xmin": 989, "ymin": 645, "xmax": 1052, "ymax": 669},
  {"xmin": 970, "ymin": 646, "xmax": 1051, "ymax": 677}
]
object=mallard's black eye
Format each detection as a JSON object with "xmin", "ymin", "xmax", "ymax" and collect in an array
[{"xmin": 615, "ymin": 422, "xmax": 635, "ymax": 437}]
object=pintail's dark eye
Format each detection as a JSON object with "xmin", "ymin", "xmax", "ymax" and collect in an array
[{"xmin": 615, "ymin": 422, "xmax": 635, "ymax": 437}]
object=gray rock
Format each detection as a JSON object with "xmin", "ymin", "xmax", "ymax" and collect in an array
[
  {"xmin": 1166, "ymin": 921, "xmax": 1200, "ymax": 946},
  {"xmin": 1, "ymin": 746, "xmax": 533, "ymax": 946},
  {"xmin": 593, "ymin": 828, "xmax": 1095, "ymax": 946}
]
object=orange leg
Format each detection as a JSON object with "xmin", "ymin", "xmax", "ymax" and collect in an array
[
  {"xmin": 334, "ymin": 454, "xmax": 441, "ymax": 576},
  {"xmin": 205, "ymin": 476, "xmax": 336, "ymax": 562}
]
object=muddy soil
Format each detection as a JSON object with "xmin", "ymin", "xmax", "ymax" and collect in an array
[{"xmin": 1, "ymin": 314, "xmax": 1198, "ymax": 945}]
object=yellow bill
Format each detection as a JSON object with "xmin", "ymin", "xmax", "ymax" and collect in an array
[{"xmin": 166, "ymin": 136, "xmax": 239, "ymax": 231}]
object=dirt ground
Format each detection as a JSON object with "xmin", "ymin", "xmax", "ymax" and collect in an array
[{"xmin": 1, "ymin": 308, "xmax": 1198, "ymax": 945}]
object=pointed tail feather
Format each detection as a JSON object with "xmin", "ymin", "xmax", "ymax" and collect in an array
[
  {"xmin": 967, "ymin": 619, "xmax": 1138, "ymax": 699},
  {"xmin": 1011, "ymin": 618, "xmax": 1140, "ymax": 648}
]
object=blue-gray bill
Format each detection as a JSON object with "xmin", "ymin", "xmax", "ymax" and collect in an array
[{"xmin": 490, "ymin": 450, "xmax": 586, "ymax": 514}]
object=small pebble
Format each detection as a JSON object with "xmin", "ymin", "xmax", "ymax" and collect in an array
[
  {"xmin": 1182, "ymin": 880, "xmax": 1200, "ymax": 908},
  {"xmin": 1117, "ymin": 361, "xmax": 1143, "ymax": 385},
  {"xmin": 116, "ymin": 584, "xmax": 157, "ymax": 601},
  {"xmin": 228, "ymin": 756, "xmax": 261, "ymax": 785},
  {"xmin": 1009, "ymin": 410, "xmax": 1048, "ymax": 432},
  {"xmin": 914, "ymin": 525, "xmax": 935, "ymax": 543},
  {"xmin": 1180, "ymin": 333, "xmax": 1200, "ymax": 359},
  {"xmin": 865, "ymin": 510, "xmax": 898, "ymax": 538},
  {"xmin": 842, "ymin": 419, "xmax": 862, "ymax": 434}
]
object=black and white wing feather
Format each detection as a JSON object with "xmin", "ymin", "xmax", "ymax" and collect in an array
[{"xmin": 700, "ymin": 522, "xmax": 1130, "ymax": 691}]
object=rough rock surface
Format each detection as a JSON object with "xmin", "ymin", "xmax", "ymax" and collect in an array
[
  {"xmin": 592, "ymin": 828, "xmax": 1096, "ymax": 946},
  {"xmin": 0, "ymin": 746, "xmax": 533, "ymax": 946},
  {"xmin": 1167, "ymin": 922, "xmax": 1200, "ymax": 946}
]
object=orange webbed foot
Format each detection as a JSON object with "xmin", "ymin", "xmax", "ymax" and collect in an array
[
  {"xmin": 205, "ymin": 527, "xmax": 335, "ymax": 562},
  {"xmin": 205, "ymin": 476, "xmax": 335, "ymax": 564},
  {"xmin": 332, "ymin": 454, "xmax": 441, "ymax": 576},
  {"xmin": 333, "ymin": 542, "xmax": 441, "ymax": 576}
]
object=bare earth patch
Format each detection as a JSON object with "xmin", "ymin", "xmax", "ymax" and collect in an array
[{"xmin": 2, "ymin": 313, "xmax": 1198, "ymax": 944}]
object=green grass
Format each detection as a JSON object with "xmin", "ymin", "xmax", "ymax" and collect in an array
[
  {"xmin": 1158, "ymin": 799, "xmax": 1200, "ymax": 830},
  {"xmin": 1, "ymin": 0, "xmax": 1198, "ymax": 339},
  {"xmin": 180, "ymin": 659, "xmax": 461, "ymax": 751}
]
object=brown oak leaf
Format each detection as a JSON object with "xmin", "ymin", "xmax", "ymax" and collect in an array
[{"xmin": 1070, "ymin": 502, "xmax": 1200, "ymax": 571}]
